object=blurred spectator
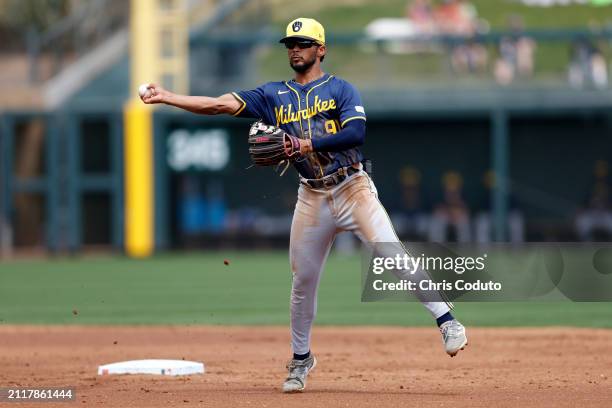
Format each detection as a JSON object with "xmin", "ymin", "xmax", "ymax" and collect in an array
[
  {"xmin": 434, "ymin": 0, "xmax": 488, "ymax": 74},
  {"xmin": 450, "ymin": 37, "xmax": 488, "ymax": 74},
  {"xmin": 178, "ymin": 175, "xmax": 207, "ymax": 236},
  {"xmin": 474, "ymin": 170, "xmax": 525, "ymax": 244},
  {"xmin": 393, "ymin": 166, "xmax": 429, "ymax": 240},
  {"xmin": 428, "ymin": 171, "xmax": 471, "ymax": 242},
  {"xmin": 178, "ymin": 176, "xmax": 226, "ymax": 237},
  {"xmin": 568, "ymin": 36, "xmax": 608, "ymax": 89},
  {"xmin": 206, "ymin": 180, "xmax": 227, "ymax": 233},
  {"xmin": 575, "ymin": 160, "xmax": 612, "ymax": 241},
  {"xmin": 405, "ymin": 0, "xmax": 436, "ymax": 35},
  {"xmin": 494, "ymin": 15, "xmax": 537, "ymax": 86},
  {"xmin": 434, "ymin": 0, "xmax": 475, "ymax": 35}
]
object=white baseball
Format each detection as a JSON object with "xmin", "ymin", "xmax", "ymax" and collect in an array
[{"xmin": 138, "ymin": 83, "xmax": 152, "ymax": 98}]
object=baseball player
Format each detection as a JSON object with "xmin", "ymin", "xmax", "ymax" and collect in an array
[{"xmin": 141, "ymin": 17, "xmax": 468, "ymax": 393}]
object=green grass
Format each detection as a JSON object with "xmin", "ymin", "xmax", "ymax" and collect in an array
[
  {"xmin": 270, "ymin": 0, "xmax": 612, "ymax": 31},
  {"xmin": 0, "ymin": 251, "xmax": 610, "ymax": 327}
]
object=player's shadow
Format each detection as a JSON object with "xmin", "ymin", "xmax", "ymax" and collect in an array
[
  {"xmin": 232, "ymin": 389, "xmax": 462, "ymax": 396},
  {"xmin": 289, "ymin": 389, "xmax": 462, "ymax": 396}
]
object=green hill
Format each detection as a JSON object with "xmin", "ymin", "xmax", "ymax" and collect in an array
[
  {"xmin": 269, "ymin": 0, "xmax": 612, "ymax": 31},
  {"xmin": 258, "ymin": 1, "xmax": 611, "ymax": 85}
]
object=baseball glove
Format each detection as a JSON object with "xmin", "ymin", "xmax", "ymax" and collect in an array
[{"xmin": 248, "ymin": 120, "xmax": 301, "ymax": 167}]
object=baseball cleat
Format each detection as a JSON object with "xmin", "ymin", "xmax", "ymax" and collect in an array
[
  {"xmin": 282, "ymin": 354, "xmax": 317, "ymax": 393},
  {"xmin": 440, "ymin": 319, "xmax": 468, "ymax": 357}
]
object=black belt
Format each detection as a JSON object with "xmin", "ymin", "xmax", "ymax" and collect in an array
[{"xmin": 301, "ymin": 166, "xmax": 361, "ymax": 189}]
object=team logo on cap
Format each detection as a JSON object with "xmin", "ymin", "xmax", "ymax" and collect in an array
[{"xmin": 292, "ymin": 21, "xmax": 302, "ymax": 32}]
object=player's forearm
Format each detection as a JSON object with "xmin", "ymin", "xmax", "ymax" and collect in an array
[
  {"xmin": 311, "ymin": 120, "xmax": 365, "ymax": 152},
  {"xmin": 164, "ymin": 93, "xmax": 229, "ymax": 115}
]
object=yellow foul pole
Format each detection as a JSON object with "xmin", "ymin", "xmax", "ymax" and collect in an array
[
  {"xmin": 125, "ymin": 0, "xmax": 156, "ymax": 257},
  {"xmin": 125, "ymin": 0, "xmax": 189, "ymax": 257},
  {"xmin": 124, "ymin": 100, "xmax": 153, "ymax": 258}
]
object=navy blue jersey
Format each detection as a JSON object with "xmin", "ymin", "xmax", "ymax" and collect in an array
[{"xmin": 232, "ymin": 74, "xmax": 366, "ymax": 179}]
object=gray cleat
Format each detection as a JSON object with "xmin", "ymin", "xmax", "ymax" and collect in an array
[
  {"xmin": 282, "ymin": 354, "xmax": 317, "ymax": 393},
  {"xmin": 440, "ymin": 319, "xmax": 468, "ymax": 357}
]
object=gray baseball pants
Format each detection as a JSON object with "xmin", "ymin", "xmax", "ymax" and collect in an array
[{"xmin": 289, "ymin": 169, "xmax": 451, "ymax": 355}]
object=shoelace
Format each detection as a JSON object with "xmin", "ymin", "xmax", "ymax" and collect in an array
[
  {"xmin": 286, "ymin": 359, "xmax": 310, "ymax": 377},
  {"xmin": 441, "ymin": 322, "xmax": 462, "ymax": 340},
  {"xmin": 275, "ymin": 160, "xmax": 291, "ymax": 176}
]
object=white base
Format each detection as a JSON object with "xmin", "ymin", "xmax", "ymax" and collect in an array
[{"xmin": 98, "ymin": 359, "xmax": 205, "ymax": 376}]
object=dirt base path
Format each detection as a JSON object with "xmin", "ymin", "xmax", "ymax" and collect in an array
[{"xmin": 0, "ymin": 326, "xmax": 610, "ymax": 407}]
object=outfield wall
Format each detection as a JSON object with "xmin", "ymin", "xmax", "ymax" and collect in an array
[{"xmin": 1, "ymin": 95, "xmax": 611, "ymax": 253}]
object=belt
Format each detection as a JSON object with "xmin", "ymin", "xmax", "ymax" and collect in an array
[{"xmin": 301, "ymin": 166, "xmax": 361, "ymax": 189}]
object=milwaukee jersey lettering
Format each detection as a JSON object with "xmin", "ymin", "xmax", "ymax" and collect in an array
[{"xmin": 232, "ymin": 74, "xmax": 366, "ymax": 179}]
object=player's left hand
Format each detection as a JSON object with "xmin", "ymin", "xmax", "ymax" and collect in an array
[
  {"xmin": 284, "ymin": 136, "xmax": 312, "ymax": 157},
  {"xmin": 248, "ymin": 121, "xmax": 303, "ymax": 167}
]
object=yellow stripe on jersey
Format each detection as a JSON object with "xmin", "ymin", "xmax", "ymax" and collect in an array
[
  {"xmin": 231, "ymin": 92, "xmax": 247, "ymax": 116},
  {"xmin": 341, "ymin": 116, "xmax": 366, "ymax": 128}
]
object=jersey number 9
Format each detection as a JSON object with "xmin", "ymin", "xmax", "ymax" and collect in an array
[{"xmin": 325, "ymin": 119, "xmax": 340, "ymax": 134}]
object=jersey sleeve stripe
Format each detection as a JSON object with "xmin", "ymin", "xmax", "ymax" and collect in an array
[
  {"xmin": 341, "ymin": 116, "xmax": 367, "ymax": 128},
  {"xmin": 231, "ymin": 92, "xmax": 247, "ymax": 116}
]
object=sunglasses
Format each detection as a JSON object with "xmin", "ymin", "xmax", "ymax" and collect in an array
[{"xmin": 284, "ymin": 40, "xmax": 318, "ymax": 49}]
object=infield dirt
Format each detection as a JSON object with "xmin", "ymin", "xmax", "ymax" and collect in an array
[{"xmin": 0, "ymin": 326, "xmax": 610, "ymax": 407}]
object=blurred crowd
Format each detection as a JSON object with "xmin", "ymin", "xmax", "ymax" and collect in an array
[
  {"xmin": 406, "ymin": 0, "xmax": 489, "ymax": 75},
  {"xmin": 400, "ymin": 0, "xmax": 609, "ymax": 88},
  {"xmin": 575, "ymin": 160, "xmax": 612, "ymax": 241},
  {"xmin": 391, "ymin": 160, "xmax": 612, "ymax": 244},
  {"xmin": 405, "ymin": 0, "xmax": 485, "ymax": 37},
  {"xmin": 175, "ymin": 159, "xmax": 612, "ymax": 245},
  {"xmin": 1, "ymin": 0, "xmax": 609, "ymax": 90},
  {"xmin": 391, "ymin": 167, "xmax": 525, "ymax": 244}
]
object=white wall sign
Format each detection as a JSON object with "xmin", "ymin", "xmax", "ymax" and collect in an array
[{"xmin": 167, "ymin": 129, "xmax": 230, "ymax": 171}]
